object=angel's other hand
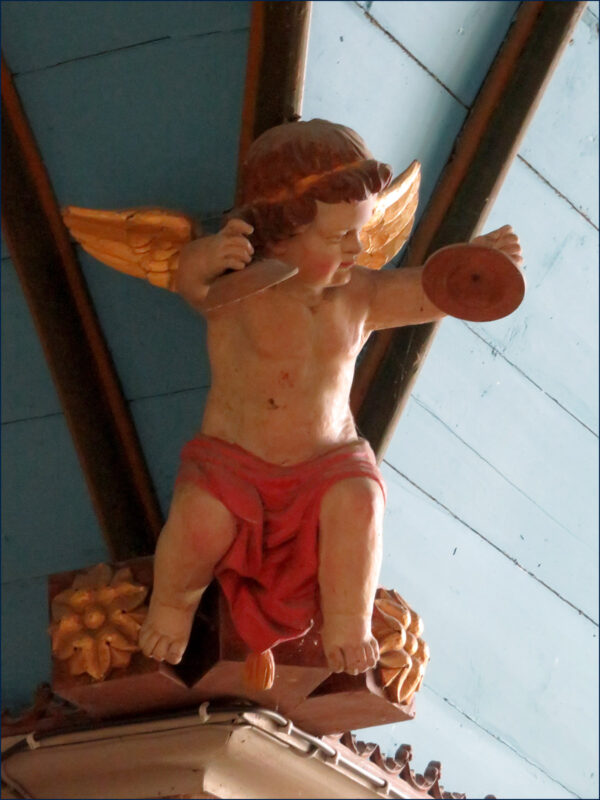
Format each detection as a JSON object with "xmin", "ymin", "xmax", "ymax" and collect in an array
[
  {"xmin": 470, "ymin": 224, "xmax": 523, "ymax": 268},
  {"xmin": 216, "ymin": 218, "xmax": 254, "ymax": 271},
  {"xmin": 176, "ymin": 220, "xmax": 254, "ymax": 303}
]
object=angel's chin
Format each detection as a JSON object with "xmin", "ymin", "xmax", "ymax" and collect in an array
[{"xmin": 329, "ymin": 268, "xmax": 353, "ymax": 287}]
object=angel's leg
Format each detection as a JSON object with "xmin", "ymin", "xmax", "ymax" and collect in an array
[
  {"xmin": 318, "ymin": 476, "xmax": 384, "ymax": 674},
  {"xmin": 139, "ymin": 482, "xmax": 236, "ymax": 664}
]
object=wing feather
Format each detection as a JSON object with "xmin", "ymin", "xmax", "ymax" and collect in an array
[
  {"xmin": 61, "ymin": 206, "xmax": 198, "ymax": 291},
  {"xmin": 76, "ymin": 242, "xmax": 147, "ymax": 277},
  {"xmin": 357, "ymin": 160, "xmax": 420, "ymax": 270}
]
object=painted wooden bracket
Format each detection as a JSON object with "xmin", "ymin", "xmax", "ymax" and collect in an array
[
  {"xmin": 351, "ymin": 0, "xmax": 588, "ymax": 459},
  {"xmin": 1, "ymin": 57, "xmax": 163, "ymax": 558},
  {"xmin": 45, "ymin": 558, "xmax": 416, "ymax": 736}
]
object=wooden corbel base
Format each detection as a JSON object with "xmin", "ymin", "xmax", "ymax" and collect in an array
[
  {"xmin": 288, "ymin": 671, "xmax": 414, "ymax": 737},
  {"xmin": 185, "ymin": 588, "xmax": 331, "ymax": 713},
  {"xmin": 48, "ymin": 558, "xmax": 416, "ymax": 732},
  {"xmin": 49, "ymin": 558, "xmax": 190, "ymax": 718}
]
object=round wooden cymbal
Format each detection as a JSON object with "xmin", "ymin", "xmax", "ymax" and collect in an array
[
  {"xmin": 422, "ymin": 244, "xmax": 525, "ymax": 322},
  {"xmin": 201, "ymin": 258, "xmax": 298, "ymax": 311}
]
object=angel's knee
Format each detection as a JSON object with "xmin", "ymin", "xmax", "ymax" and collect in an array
[
  {"xmin": 320, "ymin": 477, "xmax": 384, "ymax": 532},
  {"xmin": 161, "ymin": 482, "xmax": 237, "ymax": 561}
]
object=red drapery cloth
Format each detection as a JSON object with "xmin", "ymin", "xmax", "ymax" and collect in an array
[{"xmin": 176, "ymin": 435, "xmax": 385, "ymax": 653}]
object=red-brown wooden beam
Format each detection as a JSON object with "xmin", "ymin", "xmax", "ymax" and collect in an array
[
  {"xmin": 237, "ymin": 0, "xmax": 312, "ymax": 196},
  {"xmin": 351, "ymin": 0, "xmax": 587, "ymax": 459},
  {"xmin": 1, "ymin": 58, "xmax": 163, "ymax": 559}
]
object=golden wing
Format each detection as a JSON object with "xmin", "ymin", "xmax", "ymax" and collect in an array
[
  {"xmin": 61, "ymin": 206, "xmax": 200, "ymax": 290},
  {"xmin": 357, "ymin": 160, "xmax": 421, "ymax": 270}
]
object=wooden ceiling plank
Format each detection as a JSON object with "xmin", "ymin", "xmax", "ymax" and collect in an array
[
  {"xmin": 351, "ymin": 0, "xmax": 587, "ymax": 460},
  {"xmin": 1, "ymin": 57, "xmax": 162, "ymax": 559}
]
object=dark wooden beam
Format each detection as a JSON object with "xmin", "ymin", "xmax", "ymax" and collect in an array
[
  {"xmin": 351, "ymin": 0, "xmax": 587, "ymax": 459},
  {"xmin": 1, "ymin": 58, "xmax": 163, "ymax": 559},
  {"xmin": 237, "ymin": 0, "xmax": 312, "ymax": 195}
]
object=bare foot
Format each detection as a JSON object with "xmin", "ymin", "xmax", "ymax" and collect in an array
[
  {"xmin": 138, "ymin": 596, "xmax": 197, "ymax": 665},
  {"xmin": 321, "ymin": 613, "xmax": 380, "ymax": 675}
]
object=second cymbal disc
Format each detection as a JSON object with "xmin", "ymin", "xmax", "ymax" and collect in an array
[{"xmin": 201, "ymin": 258, "xmax": 298, "ymax": 311}]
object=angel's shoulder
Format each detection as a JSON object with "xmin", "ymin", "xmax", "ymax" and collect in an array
[{"xmin": 346, "ymin": 265, "xmax": 378, "ymax": 301}]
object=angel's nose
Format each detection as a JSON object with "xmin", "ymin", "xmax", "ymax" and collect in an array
[{"xmin": 344, "ymin": 231, "xmax": 362, "ymax": 255}]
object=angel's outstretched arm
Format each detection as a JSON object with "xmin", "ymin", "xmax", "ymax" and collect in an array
[
  {"xmin": 363, "ymin": 265, "xmax": 446, "ymax": 332},
  {"xmin": 363, "ymin": 225, "xmax": 523, "ymax": 332},
  {"xmin": 176, "ymin": 219, "xmax": 254, "ymax": 309}
]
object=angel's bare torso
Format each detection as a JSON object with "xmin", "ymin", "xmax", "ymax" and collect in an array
[{"xmin": 201, "ymin": 269, "xmax": 372, "ymax": 465}]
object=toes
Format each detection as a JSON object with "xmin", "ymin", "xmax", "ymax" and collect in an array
[
  {"xmin": 150, "ymin": 635, "xmax": 171, "ymax": 662},
  {"xmin": 367, "ymin": 639, "xmax": 380, "ymax": 668},
  {"xmin": 139, "ymin": 627, "xmax": 186, "ymax": 664},
  {"xmin": 365, "ymin": 642, "xmax": 379, "ymax": 669},
  {"xmin": 327, "ymin": 646, "xmax": 345, "ymax": 673},
  {"xmin": 166, "ymin": 640, "xmax": 185, "ymax": 665},
  {"xmin": 344, "ymin": 641, "xmax": 380, "ymax": 674},
  {"xmin": 344, "ymin": 646, "xmax": 365, "ymax": 675},
  {"xmin": 140, "ymin": 629, "xmax": 161, "ymax": 659},
  {"xmin": 327, "ymin": 642, "xmax": 382, "ymax": 675},
  {"xmin": 139, "ymin": 627, "xmax": 170, "ymax": 662}
]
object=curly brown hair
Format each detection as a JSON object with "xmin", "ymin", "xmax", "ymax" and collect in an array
[{"xmin": 228, "ymin": 119, "xmax": 393, "ymax": 254}]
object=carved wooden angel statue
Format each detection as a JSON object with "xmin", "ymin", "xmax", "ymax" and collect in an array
[{"xmin": 63, "ymin": 119, "xmax": 524, "ymax": 681}]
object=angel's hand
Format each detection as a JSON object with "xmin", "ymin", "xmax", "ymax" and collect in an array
[
  {"xmin": 212, "ymin": 218, "xmax": 255, "ymax": 272},
  {"xmin": 470, "ymin": 224, "xmax": 523, "ymax": 268},
  {"xmin": 175, "ymin": 219, "xmax": 254, "ymax": 306}
]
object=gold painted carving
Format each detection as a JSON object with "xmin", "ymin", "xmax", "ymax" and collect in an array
[
  {"xmin": 357, "ymin": 160, "xmax": 421, "ymax": 270},
  {"xmin": 60, "ymin": 207, "xmax": 199, "ymax": 289},
  {"xmin": 49, "ymin": 564, "xmax": 149, "ymax": 681},
  {"xmin": 372, "ymin": 588, "xmax": 430, "ymax": 705},
  {"xmin": 242, "ymin": 649, "xmax": 276, "ymax": 691}
]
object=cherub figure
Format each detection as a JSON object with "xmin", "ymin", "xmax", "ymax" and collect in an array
[{"xmin": 63, "ymin": 119, "xmax": 523, "ymax": 677}]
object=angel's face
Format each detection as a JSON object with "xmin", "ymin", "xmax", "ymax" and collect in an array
[{"xmin": 268, "ymin": 198, "xmax": 376, "ymax": 289}]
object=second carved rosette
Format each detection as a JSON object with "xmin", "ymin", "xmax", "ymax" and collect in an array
[{"xmin": 372, "ymin": 588, "xmax": 430, "ymax": 705}]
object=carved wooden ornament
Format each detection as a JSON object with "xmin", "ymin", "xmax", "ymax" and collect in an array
[
  {"xmin": 60, "ymin": 207, "xmax": 198, "ymax": 290},
  {"xmin": 372, "ymin": 588, "xmax": 430, "ymax": 706},
  {"xmin": 49, "ymin": 563, "xmax": 148, "ymax": 681}
]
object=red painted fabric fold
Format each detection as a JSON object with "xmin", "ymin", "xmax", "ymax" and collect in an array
[{"xmin": 176, "ymin": 434, "xmax": 385, "ymax": 653}]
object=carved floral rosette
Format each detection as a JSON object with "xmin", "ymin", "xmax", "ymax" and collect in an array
[
  {"xmin": 49, "ymin": 563, "xmax": 149, "ymax": 681},
  {"xmin": 372, "ymin": 588, "xmax": 430, "ymax": 705}
]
